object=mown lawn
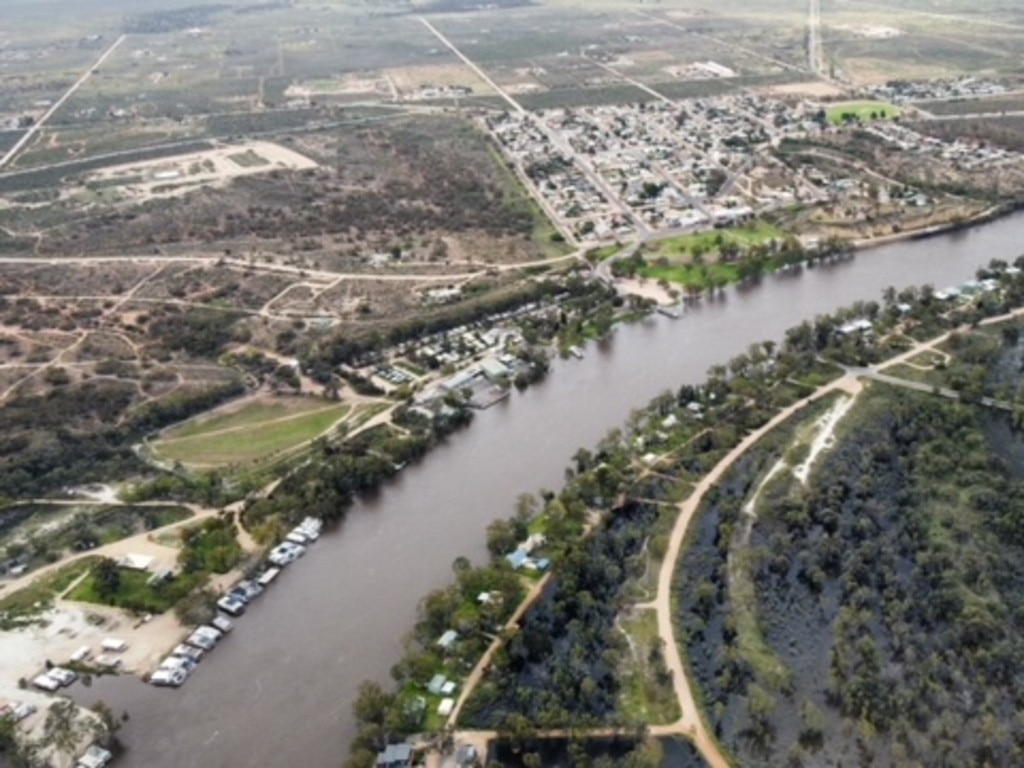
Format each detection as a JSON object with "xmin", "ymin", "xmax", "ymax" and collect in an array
[
  {"xmin": 69, "ymin": 568, "xmax": 206, "ymax": 614},
  {"xmin": 639, "ymin": 261, "xmax": 739, "ymax": 290},
  {"xmin": 647, "ymin": 221, "xmax": 784, "ymax": 258},
  {"xmin": 153, "ymin": 401, "xmax": 351, "ymax": 466},
  {"xmin": 166, "ymin": 397, "xmax": 334, "ymax": 439}
]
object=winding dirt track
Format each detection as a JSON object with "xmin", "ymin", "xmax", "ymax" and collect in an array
[{"xmin": 652, "ymin": 373, "xmax": 863, "ymax": 767}]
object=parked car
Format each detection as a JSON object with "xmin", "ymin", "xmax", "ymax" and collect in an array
[
  {"xmin": 285, "ymin": 530, "xmax": 309, "ymax": 545},
  {"xmin": 32, "ymin": 673, "xmax": 60, "ymax": 692},
  {"xmin": 150, "ymin": 668, "xmax": 187, "ymax": 688},
  {"xmin": 211, "ymin": 615, "xmax": 234, "ymax": 634},
  {"xmin": 217, "ymin": 596, "xmax": 246, "ymax": 616},
  {"xmin": 186, "ymin": 628, "xmax": 220, "ymax": 651},
  {"xmin": 76, "ymin": 743, "xmax": 113, "ymax": 768},
  {"xmin": 171, "ymin": 644, "xmax": 204, "ymax": 663},
  {"xmin": 11, "ymin": 702, "xmax": 37, "ymax": 722},
  {"xmin": 158, "ymin": 656, "xmax": 196, "ymax": 675},
  {"xmin": 47, "ymin": 667, "xmax": 78, "ymax": 687}
]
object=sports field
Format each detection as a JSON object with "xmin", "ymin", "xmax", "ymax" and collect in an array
[
  {"xmin": 826, "ymin": 100, "xmax": 902, "ymax": 124},
  {"xmin": 152, "ymin": 397, "xmax": 351, "ymax": 466}
]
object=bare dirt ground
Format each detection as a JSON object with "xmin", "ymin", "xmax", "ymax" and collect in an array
[
  {"xmin": 81, "ymin": 140, "xmax": 318, "ymax": 203},
  {"xmin": 614, "ymin": 276, "xmax": 678, "ymax": 306},
  {"xmin": 767, "ymin": 80, "xmax": 846, "ymax": 97},
  {"xmin": 386, "ymin": 63, "xmax": 495, "ymax": 97}
]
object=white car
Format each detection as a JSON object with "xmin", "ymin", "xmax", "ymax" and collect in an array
[
  {"xmin": 11, "ymin": 702, "xmax": 37, "ymax": 722},
  {"xmin": 171, "ymin": 644, "xmax": 204, "ymax": 663},
  {"xmin": 32, "ymin": 673, "xmax": 60, "ymax": 692},
  {"xmin": 158, "ymin": 656, "xmax": 196, "ymax": 675},
  {"xmin": 269, "ymin": 542, "xmax": 305, "ymax": 566},
  {"xmin": 211, "ymin": 615, "xmax": 234, "ymax": 634},
  {"xmin": 285, "ymin": 530, "xmax": 309, "ymax": 545},
  {"xmin": 150, "ymin": 668, "xmax": 187, "ymax": 687},
  {"xmin": 47, "ymin": 667, "xmax": 78, "ymax": 687},
  {"xmin": 186, "ymin": 631, "xmax": 216, "ymax": 651},
  {"xmin": 217, "ymin": 596, "xmax": 246, "ymax": 617}
]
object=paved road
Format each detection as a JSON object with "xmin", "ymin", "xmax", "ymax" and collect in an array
[{"xmin": 807, "ymin": 0, "xmax": 825, "ymax": 77}]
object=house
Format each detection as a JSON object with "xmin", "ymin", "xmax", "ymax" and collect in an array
[
  {"xmin": 437, "ymin": 630, "xmax": 459, "ymax": 650},
  {"xmin": 480, "ymin": 359, "xmax": 510, "ymax": 381},
  {"xmin": 437, "ymin": 698, "xmax": 455, "ymax": 717},
  {"xmin": 376, "ymin": 743, "xmax": 413, "ymax": 768},
  {"xmin": 837, "ymin": 318, "xmax": 873, "ymax": 336},
  {"xmin": 506, "ymin": 549, "xmax": 529, "ymax": 570}
]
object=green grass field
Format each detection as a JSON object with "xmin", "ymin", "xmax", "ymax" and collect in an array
[
  {"xmin": 640, "ymin": 261, "xmax": 740, "ymax": 289},
  {"xmin": 638, "ymin": 222, "xmax": 784, "ymax": 289},
  {"xmin": 648, "ymin": 221, "xmax": 784, "ymax": 257},
  {"xmin": 68, "ymin": 568, "xmax": 205, "ymax": 614},
  {"xmin": 153, "ymin": 398, "xmax": 351, "ymax": 466},
  {"xmin": 826, "ymin": 100, "xmax": 902, "ymax": 125}
]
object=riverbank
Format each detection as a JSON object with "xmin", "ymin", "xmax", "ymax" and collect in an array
[
  {"xmin": 60, "ymin": 210, "xmax": 1024, "ymax": 768},
  {"xmin": 359, "ymin": 261, "xmax": 1024, "ymax": 767},
  {"xmin": 850, "ymin": 202, "xmax": 1010, "ymax": 250}
]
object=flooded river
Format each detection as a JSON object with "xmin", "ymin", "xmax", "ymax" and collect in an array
[{"xmin": 84, "ymin": 213, "xmax": 1024, "ymax": 767}]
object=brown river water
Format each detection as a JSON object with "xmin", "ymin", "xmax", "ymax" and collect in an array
[{"xmin": 77, "ymin": 213, "xmax": 1024, "ymax": 767}]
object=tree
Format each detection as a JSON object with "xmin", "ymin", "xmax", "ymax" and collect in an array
[
  {"xmin": 486, "ymin": 518, "xmax": 519, "ymax": 557},
  {"xmin": 94, "ymin": 558, "xmax": 121, "ymax": 600},
  {"xmin": 353, "ymin": 681, "xmax": 394, "ymax": 727},
  {"xmin": 43, "ymin": 699, "xmax": 83, "ymax": 756}
]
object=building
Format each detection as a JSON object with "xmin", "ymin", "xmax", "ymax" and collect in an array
[
  {"xmin": 505, "ymin": 549, "xmax": 529, "ymax": 570},
  {"xmin": 376, "ymin": 743, "xmax": 413, "ymax": 768},
  {"xmin": 437, "ymin": 630, "xmax": 459, "ymax": 650}
]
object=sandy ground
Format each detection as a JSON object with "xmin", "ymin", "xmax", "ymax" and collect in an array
[
  {"xmin": 793, "ymin": 394, "xmax": 856, "ymax": 484},
  {"xmin": 386, "ymin": 63, "xmax": 494, "ymax": 96},
  {"xmin": 81, "ymin": 140, "xmax": 318, "ymax": 202},
  {"xmin": 614, "ymin": 277, "xmax": 679, "ymax": 306},
  {"xmin": 767, "ymin": 81, "xmax": 846, "ymax": 98}
]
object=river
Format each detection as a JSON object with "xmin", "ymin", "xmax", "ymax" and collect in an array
[{"xmin": 81, "ymin": 212, "xmax": 1024, "ymax": 767}]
